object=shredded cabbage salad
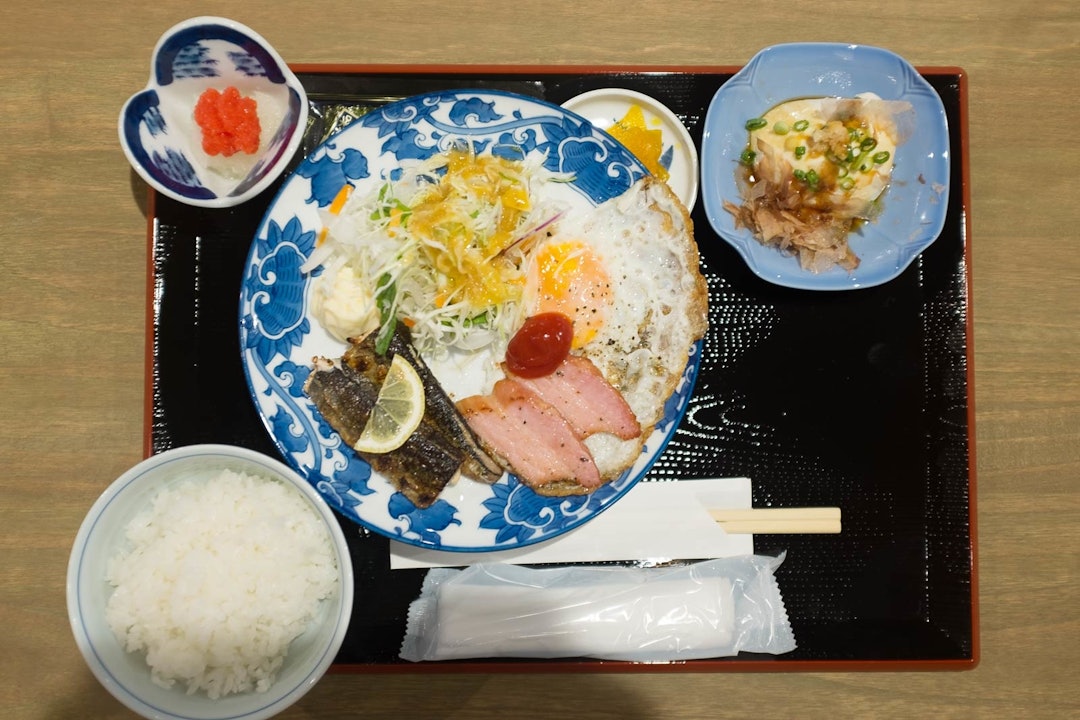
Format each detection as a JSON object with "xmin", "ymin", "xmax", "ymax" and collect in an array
[{"xmin": 303, "ymin": 147, "xmax": 570, "ymax": 357}]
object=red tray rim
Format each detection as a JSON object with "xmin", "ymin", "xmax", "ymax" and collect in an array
[{"xmin": 142, "ymin": 63, "xmax": 978, "ymax": 673}]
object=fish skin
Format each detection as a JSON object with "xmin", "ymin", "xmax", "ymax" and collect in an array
[
  {"xmin": 378, "ymin": 327, "xmax": 502, "ymax": 483},
  {"xmin": 304, "ymin": 322, "xmax": 502, "ymax": 509},
  {"xmin": 302, "ymin": 356, "xmax": 377, "ymax": 448},
  {"xmin": 304, "ymin": 355, "xmax": 464, "ymax": 508},
  {"xmin": 364, "ymin": 430, "xmax": 465, "ymax": 509}
]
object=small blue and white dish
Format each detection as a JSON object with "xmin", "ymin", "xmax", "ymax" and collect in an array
[
  {"xmin": 119, "ymin": 16, "xmax": 308, "ymax": 208},
  {"xmin": 700, "ymin": 43, "xmax": 950, "ymax": 290}
]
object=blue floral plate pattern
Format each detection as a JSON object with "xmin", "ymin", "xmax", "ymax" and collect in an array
[
  {"xmin": 700, "ymin": 43, "xmax": 951, "ymax": 290},
  {"xmin": 239, "ymin": 90, "xmax": 701, "ymax": 552}
]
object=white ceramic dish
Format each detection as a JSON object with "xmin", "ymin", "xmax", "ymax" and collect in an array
[
  {"xmin": 563, "ymin": 88, "xmax": 699, "ymax": 211},
  {"xmin": 67, "ymin": 444, "xmax": 352, "ymax": 720},
  {"xmin": 700, "ymin": 43, "xmax": 950, "ymax": 290},
  {"xmin": 119, "ymin": 16, "xmax": 308, "ymax": 208}
]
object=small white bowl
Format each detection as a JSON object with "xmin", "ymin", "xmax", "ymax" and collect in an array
[
  {"xmin": 67, "ymin": 444, "xmax": 353, "ymax": 720},
  {"xmin": 119, "ymin": 17, "xmax": 308, "ymax": 208},
  {"xmin": 563, "ymin": 88, "xmax": 699, "ymax": 211}
]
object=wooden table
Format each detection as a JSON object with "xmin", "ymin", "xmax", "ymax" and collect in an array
[{"xmin": 2, "ymin": 2, "xmax": 1077, "ymax": 718}]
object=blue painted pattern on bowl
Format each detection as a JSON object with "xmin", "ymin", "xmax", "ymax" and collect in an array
[{"xmin": 118, "ymin": 16, "xmax": 307, "ymax": 208}]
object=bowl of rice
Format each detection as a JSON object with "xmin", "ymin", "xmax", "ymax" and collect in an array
[{"xmin": 67, "ymin": 444, "xmax": 353, "ymax": 720}]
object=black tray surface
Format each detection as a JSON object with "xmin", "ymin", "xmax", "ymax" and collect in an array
[{"xmin": 148, "ymin": 68, "xmax": 973, "ymax": 668}]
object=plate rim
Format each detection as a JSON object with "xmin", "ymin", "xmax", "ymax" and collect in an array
[{"xmin": 237, "ymin": 87, "xmax": 702, "ymax": 552}]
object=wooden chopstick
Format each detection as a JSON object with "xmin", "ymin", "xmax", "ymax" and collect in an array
[{"xmin": 709, "ymin": 507, "xmax": 842, "ymax": 534}]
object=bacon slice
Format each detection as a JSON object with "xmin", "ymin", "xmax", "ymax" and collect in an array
[
  {"xmin": 456, "ymin": 379, "xmax": 601, "ymax": 491},
  {"xmin": 505, "ymin": 355, "xmax": 641, "ymax": 441}
]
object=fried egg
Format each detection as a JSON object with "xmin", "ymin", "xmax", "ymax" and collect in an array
[
  {"xmin": 520, "ymin": 177, "xmax": 709, "ymax": 478},
  {"xmin": 523, "ymin": 238, "xmax": 613, "ymax": 349}
]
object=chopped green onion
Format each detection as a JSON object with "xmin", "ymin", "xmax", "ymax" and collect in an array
[
  {"xmin": 745, "ymin": 117, "xmax": 768, "ymax": 131},
  {"xmin": 793, "ymin": 119, "xmax": 809, "ymax": 132},
  {"xmin": 860, "ymin": 137, "xmax": 878, "ymax": 152},
  {"xmin": 793, "ymin": 168, "xmax": 819, "ymax": 190},
  {"xmin": 773, "ymin": 121, "xmax": 790, "ymax": 135},
  {"xmin": 739, "ymin": 148, "xmax": 757, "ymax": 166},
  {"xmin": 794, "ymin": 146, "xmax": 806, "ymax": 160},
  {"xmin": 837, "ymin": 165, "xmax": 849, "ymax": 178},
  {"xmin": 873, "ymin": 151, "xmax": 891, "ymax": 164},
  {"xmin": 839, "ymin": 177, "xmax": 856, "ymax": 190}
]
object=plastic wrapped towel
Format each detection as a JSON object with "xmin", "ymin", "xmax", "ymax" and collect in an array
[{"xmin": 399, "ymin": 554, "xmax": 795, "ymax": 662}]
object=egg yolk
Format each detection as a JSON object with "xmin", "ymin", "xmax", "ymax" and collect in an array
[
  {"xmin": 607, "ymin": 105, "xmax": 669, "ymax": 181},
  {"xmin": 528, "ymin": 240, "xmax": 612, "ymax": 348}
]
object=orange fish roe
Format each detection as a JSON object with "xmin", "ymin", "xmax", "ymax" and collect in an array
[{"xmin": 194, "ymin": 86, "xmax": 261, "ymax": 157}]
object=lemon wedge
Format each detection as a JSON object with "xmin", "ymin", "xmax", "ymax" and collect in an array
[{"xmin": 353, "ymin": 354, "xmax": 426, "ymax": 454}]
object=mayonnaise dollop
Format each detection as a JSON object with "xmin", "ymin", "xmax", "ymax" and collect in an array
[{"xmin": 311, "ymin": 264, "xmax": 380, "ymax": 343}]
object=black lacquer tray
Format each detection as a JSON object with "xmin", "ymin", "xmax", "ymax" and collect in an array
[{"xmin": 145, "ymin": 65, "xmax": 976, "ymax": 671}]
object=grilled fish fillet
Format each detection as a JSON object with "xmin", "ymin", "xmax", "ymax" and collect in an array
[
  {"xmin": 376, "ymin": 327, "xmax": 504, "ymax": 483},
  {"xmin": 303, "ymin": 323, "xmax": 502, "ymax": 509}
]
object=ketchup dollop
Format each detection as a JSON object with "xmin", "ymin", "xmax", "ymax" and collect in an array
[{"xmin": 505, "ymin": 313, "xmax": 573, "ymax": 378}]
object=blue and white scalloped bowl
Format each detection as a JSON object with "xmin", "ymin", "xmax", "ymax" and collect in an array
[
  {"xmin": 238, "ymin": 89, "xmax": 702, "ymax": 553},
  {"xmin": 701, "ymin": 43, "xmax": 951, "ymax": 290},
  {"xmin": 119, "ymin": 16, "xmax": 308, "ymax": 208}
]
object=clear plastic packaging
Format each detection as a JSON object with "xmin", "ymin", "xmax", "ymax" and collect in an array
[{"xmin": 399, "ymin": 554, "xmax": 795, "ymax": 662}]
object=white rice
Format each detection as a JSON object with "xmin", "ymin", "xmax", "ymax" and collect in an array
[{"xmin": 105, "ymin": 469, "xmax": 339, "ymax": 699}]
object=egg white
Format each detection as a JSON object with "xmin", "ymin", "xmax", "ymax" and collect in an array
[{"xmin": 522, "ymin": 177, "xmax": 709, "ymax": 479}]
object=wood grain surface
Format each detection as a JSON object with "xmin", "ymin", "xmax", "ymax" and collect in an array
[{"xmin": 2, "ymin": 1, "xmax": 1077, "ymax": 718}]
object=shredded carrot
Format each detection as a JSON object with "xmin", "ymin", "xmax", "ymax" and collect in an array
[
  {"xmin": 317, "ymin": 185, "xmax": 354, "ymax": 246},
  {"xmin": 329, "ymin": 184, "xmax": 353, "ymax": 214}
]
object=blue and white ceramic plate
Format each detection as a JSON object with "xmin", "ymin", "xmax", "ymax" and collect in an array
[
  {"xmin": 701, "ymin": 43, "xmax": 950, "ymax": 290},
  {"xmin": 239, "ymin": 90, "xmax": 701, "ymax": 552}
]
